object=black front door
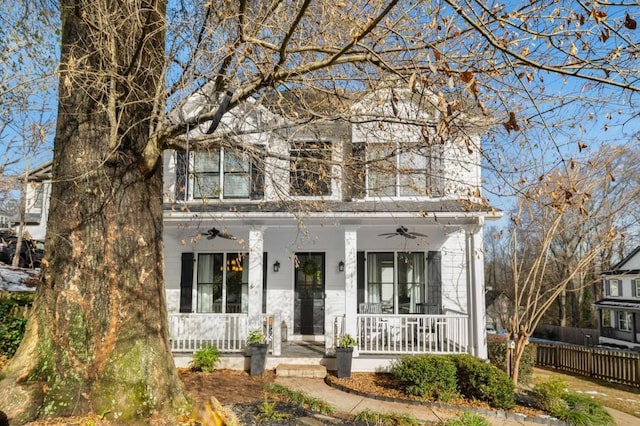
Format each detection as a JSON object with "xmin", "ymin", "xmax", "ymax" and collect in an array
[{"xmin": 294, "ymin": 253, "xmax": 325, "ymax": 335}]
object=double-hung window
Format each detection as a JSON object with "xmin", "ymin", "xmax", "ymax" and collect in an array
[
  {"xmin": 175, "ymin": 147, "xmax": 264, "ymax": 201},
  {"xmin": 606, "ymin": 279, "xmax": 621, "ymax": 297},
  {"xmin": 197, "ymin": 253, "xmax": 248, "ymax": 313},
  {"xmin": 290, "ymin": 141, "xmax": 331, "ymax": 196},
  {"xmin": 355, "ymin": 142, "xmax": 443, "ymax": 198},
  {"xmin": 633, "ymin": 279, "xmax": 640, "ymax": 298}
]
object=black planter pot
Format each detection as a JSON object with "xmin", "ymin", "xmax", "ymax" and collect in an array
[
  {"xmin": 335, "ymin": 347, "xmax": 354, "ymax": 378},
  {"xmin": 249, "ymin": 343, "xmax": 269, "ymax": 376}
]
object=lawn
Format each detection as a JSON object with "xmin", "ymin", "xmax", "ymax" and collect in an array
[{"xmin": 531, "ymin": 367, "xmax": 640, "ymax": 419}]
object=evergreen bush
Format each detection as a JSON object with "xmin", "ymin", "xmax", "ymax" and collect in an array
[
  {"xmin": 451, "ymin": 354, "xmax": 515, "ymax": 410},
  {"xmin": 391, "ymin": 354, "xmax": 458, "ymax": 401}
]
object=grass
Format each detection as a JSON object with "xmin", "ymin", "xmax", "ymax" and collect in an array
[
  {"xmin": 532, "ymin": 367, "xmax": 640, "ymax": 419},
  {"xmin": 263, "ymin": 383, "xmax": 335, "ymax": 415},
  {"xmin": 354, "ymin": 409, "xmax": 423, "ymax": 426}
]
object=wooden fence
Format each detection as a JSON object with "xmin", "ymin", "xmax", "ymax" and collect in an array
[{"xmin": 536, "ymin": 343, "xmax": 640, "ymax": 388}]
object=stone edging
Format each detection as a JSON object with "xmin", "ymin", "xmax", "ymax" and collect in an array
[{"xmin": 324, "ymin": 377, "xmax": 566, "ymax": 426}]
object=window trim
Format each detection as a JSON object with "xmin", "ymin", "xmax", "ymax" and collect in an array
[
  {"xmin": 633, "ymin": 279, "xmax": 640, "ymax": 298},
  {"xmin": 289, "ymin": 141, "xmax": 332, "ymax": 197},
  {"xmin": 195, "ymin": 252, "xmax": 249, "ymax": 314},
  {"xmin": 353, "ymin": 141, "xmax": 444, "ymax": 199},
  {"xmin": 617, "ymin": 311, "xmax": 632, "ymax": 331},
  {"xmin": 606, "ymin": 279, "xmax": 621, "ymax": 297},
  {"xmin": 362, "ymin": 251, "xmax": 428, "ymax": 315},
  {"xmin": 176, "ymin": 147, "xmax": 264, "ymax": 201}
]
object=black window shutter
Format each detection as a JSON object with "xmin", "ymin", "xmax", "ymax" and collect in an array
[
  {"xmin": 175, "ymin": 150, "xmax": 188, "ymax": 201},
  {"xmin": 180, "ymin": 252, "xmax": 194, "ymax": 313},
  {"xmin": 251, "ymin": 146, "xmax": 265, "ymax": 200},
  {"xmin": 357, "ymin": 251, "xmax": 365, "ymax": 305},
  {"xmin": 427, "ymin": 251, "xmax": 442, "ymax": 314}
]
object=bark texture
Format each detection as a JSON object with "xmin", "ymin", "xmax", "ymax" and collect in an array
[{"xmin": 0, "ymin": 0, "xmax": 187, "ymax": 422}]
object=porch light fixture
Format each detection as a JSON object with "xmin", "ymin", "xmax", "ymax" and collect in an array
[
  {"xmin": 273, "ymin": 261, "xmax": 280, "ymax": 273},
  {"xmin": 338, "ymin": 261, "xmax": 345, "ymax": 272}
]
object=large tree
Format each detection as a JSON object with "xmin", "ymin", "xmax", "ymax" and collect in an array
[{"xmin": 1, "ymin": 0, "xmax": 638, "ymax": 423}]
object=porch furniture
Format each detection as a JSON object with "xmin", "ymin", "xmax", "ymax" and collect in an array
[{"xmin": 359, "ymin": 302, "xmax": 383, "ymax": 314}]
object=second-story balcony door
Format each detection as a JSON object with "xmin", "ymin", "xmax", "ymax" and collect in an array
[{"xmin": 294, "ymin": 252, "xmax": 325, "ymax": 335}]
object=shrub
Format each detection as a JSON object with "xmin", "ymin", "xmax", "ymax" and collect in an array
[
  {"xmin": 534, "ymin": 378, "xmax": 613, "ymax": 425},
  {"xmin": 487, "ymin": 334, "xmax": 536, "ymax": 384},
  {"xmin": 533, "ymin": 377, "xmax": 569, "ymax": 413},
  {"xmin": 191, "ymin": 345, "xmax": 220, "ymax": 373},
  {"xmin": 451, "ymin": 354, "xmax": 515, "ymax": 410},
  {"xmin": 550, "ymin": 394, "xmax": 614, "ymax": 426},
  {"xmin": 443, "ymin": 412, "xmax": 490, "ymax": 426},
  {"xmin": 0, "ymin": 293, "xmax": 33, "ymax": 357},
  {"xmin": 391, "ymin": 355, "xmax": 458, "ymax": 401}
]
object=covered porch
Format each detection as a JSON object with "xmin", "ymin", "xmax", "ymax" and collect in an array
[{"xmin": 164, "ymin": 214, "xmax": 488, "ymax": 368}]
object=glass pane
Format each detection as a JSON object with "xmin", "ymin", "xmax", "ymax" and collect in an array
[
  {"xmin": 197, "ymin": 254, "xmax": 223, "ymax": 313},
  {"xmin": 399, "ymin": 173, "xmax": 426, "ymax": 196},
  {"xmin": 226, "ymin": 253, "xmax": 248, "ymax": 313},
  {"xmin": 398, "ymin": 253, "xmax": 425, "ymax": 314},
  {"xmin": 290, "ymin": 142, "xmax": 331, "ymax": 196},
  {"xmin": 224, "ymin": 150, "xmax": 250, "ymax": 172},
  {"xmin": 369, "ymin": 171, "xmax": 396, "ymax": 197},
  {"xmin": 193, "ymin": 174, "xmax": 220, "ymax": 198},
  {"xmin": 194, "ymin": 151, "xmax": 220, "ymax": 172},
  {"xmin": 367, "ymin": 252, "xmax": 394, "ymax": 312},
  {"xmin": 223, "ymin": 174, "xmax": 250, "ymax": 198}
]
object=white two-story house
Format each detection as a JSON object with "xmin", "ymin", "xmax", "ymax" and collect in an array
[
  {"xmin": 162, "ymin": 86, "xmax": 501, "ymax": 369},
  {"xmin": 23, "ymin": 86, "xmax": 501, "ymax": 370},
  {"xmin": 595, "ymin": 246, "xmax": 640, "ymax": 350}
]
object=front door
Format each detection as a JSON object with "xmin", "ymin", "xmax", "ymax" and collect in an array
[{"xmin": 294, "ymin": 252, "xmax": 325, "ymax": 335}]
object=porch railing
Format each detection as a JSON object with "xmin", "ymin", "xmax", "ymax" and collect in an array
[
  {"xmin": 168, "ymin": 312, "xmax": 281, "ymax": 355},
  {"xmin": 354, "ymin": 314, "xmax": 469, "ymax": 354},
  {"xmin": 169, "ymin": 313, "xmax": 248, "ymax": 353}
]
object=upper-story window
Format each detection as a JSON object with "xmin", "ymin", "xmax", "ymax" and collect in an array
[
  {"xmin": 633, "ymin": 279, "xmax": 640, "ymax": 298},
  {"xmin": 352, "ymin": 142, "xmax": 443, "ymax": 198},
  {"xmin": 175, "ymin": 147, "xmax": 264, "ymax": 201},
  {"xmin": 606, "ymin": 279, "xmax": 621, "ymax": 297},
  {"xmin": 290, "ymin": 141, "xmax": 331, "ymax": 196}
]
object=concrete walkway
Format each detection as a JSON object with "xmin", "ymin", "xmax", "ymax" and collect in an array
[{"xmin": 275, "ymin": 376, "xmax": 561, "ymax": 426}]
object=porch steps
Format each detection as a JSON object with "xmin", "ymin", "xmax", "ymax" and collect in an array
[{"xmin": 275, "ymin": 363, "xmax": 327, "ymax": 378}]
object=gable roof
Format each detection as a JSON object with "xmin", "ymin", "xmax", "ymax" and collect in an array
[{"xmin": 602, "ymin": 246, "xmax": 640, "ymax": 275}]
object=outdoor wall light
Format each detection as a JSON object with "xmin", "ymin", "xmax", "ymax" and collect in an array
[
  {"xmin": 273, "ymin": 261, "xmax": 280, "ymax": 272},
  {"xmin": 338, "ymin": 261, "xmax": 345, "ymax": 272}
]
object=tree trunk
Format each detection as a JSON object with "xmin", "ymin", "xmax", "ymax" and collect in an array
[
  {"xmin": 510, "ymin": 336, "xmax": 529, "ymax": 386},
  {"xmin": 0, "ymin": 0, "xmax": 188, "ymax": 423}
]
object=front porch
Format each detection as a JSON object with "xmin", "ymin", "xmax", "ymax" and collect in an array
[{"xmin": 169, "ymin": 312, "xmax": 469, "ymax": 370}]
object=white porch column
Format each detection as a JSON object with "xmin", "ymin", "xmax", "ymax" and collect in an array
[
  {"xmin": 343, "ymin": 227, "xmax": 358, "ymax": 354},
  {"xmin": 467, "ymin": 219, "xmax": 487, "ymax": 359},
  {"xmin": 248, "ymin": 228, "xmax": 264, "ymax": 334}
]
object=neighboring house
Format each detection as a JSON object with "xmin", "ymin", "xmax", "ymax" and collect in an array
[
  {"xmin": 0, "ymin": 209, "xmax": 12, "ymax": 230},
  {"xmin": 20, "ymin": 162, "xmax": 52, "ymax": 241},
  {"xmin": 23, "ymin": 86, "xmax": 502, "ymax": 370},
  {"xmin": 595, "ymin": 246, "xmax": 640, "ymax": 350},
  {"xmin": 485, "ymin": 290, "xmax": 510, "ymax": 332}
]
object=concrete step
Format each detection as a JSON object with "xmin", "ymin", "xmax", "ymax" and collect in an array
[{"xmin": 276, "ymin": 363, "xmax": 327, "ymax": 378}]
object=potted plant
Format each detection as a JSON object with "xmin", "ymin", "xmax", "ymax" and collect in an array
[
  {"xmin": 335, "ymin": 333, "xmax": 357, "ymax": 378},
  {"xmin": 247, "ymin": 329, "xmax": 268, "ymax": 376}
]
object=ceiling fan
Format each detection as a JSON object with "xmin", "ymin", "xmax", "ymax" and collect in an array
[
  {"xmin": 378, "ymin": 226, "xmax": 427, "ymax": 239},
  {"xmin": 205, "ymin": 227, "xmax": 237, "ymax": 240}
]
